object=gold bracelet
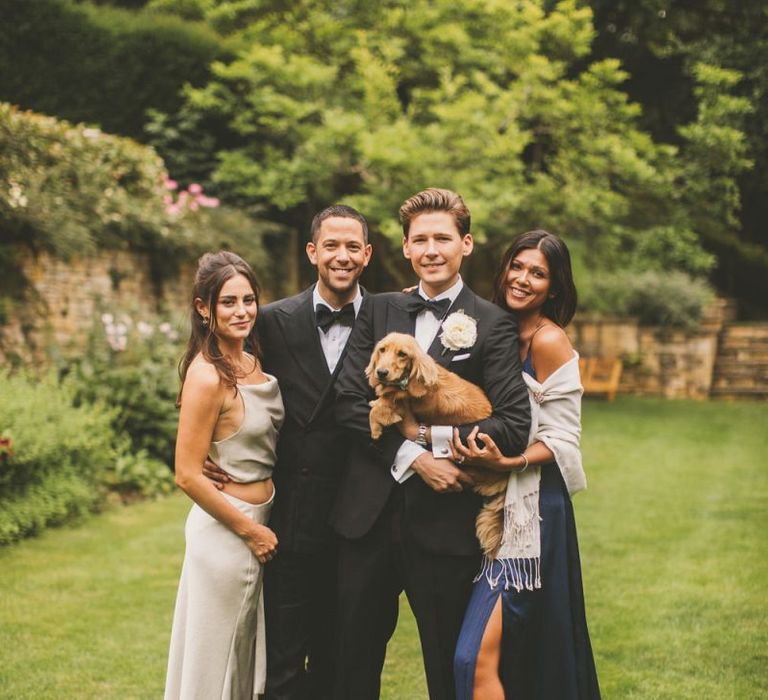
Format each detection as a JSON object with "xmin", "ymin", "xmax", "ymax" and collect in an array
[{"xmin": 518, "ymin": 453, "xmax": 529, "ymax": 473}]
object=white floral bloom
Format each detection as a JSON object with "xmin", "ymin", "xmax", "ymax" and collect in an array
[
  {"xmin": 137, "ymin": 321, "xmax": 154, "ymax": 338},
  {"xmin": 101, "ymin": 313, "xmax": 114, "ymax": 325},
  {"xmin": 439, "ymin": 310, "xmax": 478, "ymax": 352},
  {"xmin": 158, "ymin": 322, "xmax": 172, "ymax": 334},
  {"xmin": 167, "ymin": 330, "xmax": 180, "ymax": 342},
  {"xmin": 8, "ymin": 182, "xmax": 27, "ymax": 208},
  {"xmin": 115, "ymin": 323, "xmax": 128, "ymax": 336}
]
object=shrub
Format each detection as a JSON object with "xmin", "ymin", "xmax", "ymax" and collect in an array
[
  {"xmin": 0, "ymin": 366, "xmax": 177, "ymax": 545},
  {"xmin": 0, "ymin": 102, "xmax": 272, "ymax": 292},
  {"xmin": 0, "ymin": 0, "xmax": 230, "ymax": 138},
  {"xmin": 579, "ymin": 270, "xmax": 715, "ymax": 328},
  {"xmin": 104, "ymin": 447, "xmax": 177, "ymax": 499},
  {"xmin": 0, "ymin": 372, "xmax": 115, "ymax": 545},
  {"xmin": 67, "ymin": 311, "xmax": 184, "ymax": 469},
  {"xmin": 0, "ymin": 102, "xmax": 176, "ymax": 258}
]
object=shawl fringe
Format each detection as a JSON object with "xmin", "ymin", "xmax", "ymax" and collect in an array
[{"xmin": 474, "ymin": 555, "xmax": 541, "ymax": 592}]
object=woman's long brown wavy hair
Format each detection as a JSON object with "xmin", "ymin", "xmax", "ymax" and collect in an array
[{"xmin": 177, "ymin": 251, "xmax": 261, "ymax": 405}]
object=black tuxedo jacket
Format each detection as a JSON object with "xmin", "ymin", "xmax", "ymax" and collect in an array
[
  {"xmin": 258, "ymin": 285, "xmax": 364, "ymax": 554},
  {"xmin": 332, "ymin": 285, "xmax": 531, "ymax": 556}
]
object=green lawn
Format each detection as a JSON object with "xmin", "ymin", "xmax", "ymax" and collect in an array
[{"xmin": 1, "ymin": 398, "xmax": 766, "ymax": 699}]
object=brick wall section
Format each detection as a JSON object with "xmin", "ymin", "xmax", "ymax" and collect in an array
[
  {"xmin": 1, "ymin": 250, "xmax": 195, "ymax": 365},
  {"xmin": 710, "ymin": 324, "xmax": 768, "ymax": 399}
]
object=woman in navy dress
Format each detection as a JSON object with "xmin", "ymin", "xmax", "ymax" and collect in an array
[{"xmin": 452, "ymin": 230, "xmax": 600, "ymax": 699}]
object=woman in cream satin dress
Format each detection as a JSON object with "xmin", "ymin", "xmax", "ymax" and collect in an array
[{"xmin": 165, "ymin": 251, "xmax": 284, "ymax": 700}]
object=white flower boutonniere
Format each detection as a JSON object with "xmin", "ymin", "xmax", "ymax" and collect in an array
[{"xmin": 439, "ymin": 310, "xmax": 478, "ymax": 354}]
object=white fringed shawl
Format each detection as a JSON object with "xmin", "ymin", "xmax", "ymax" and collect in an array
[{"xmin": 477, "ymin": 352, "xmax": 586, "ymax": 591}]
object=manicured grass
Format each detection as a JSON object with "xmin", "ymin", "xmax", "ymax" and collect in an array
[{"xmin": 1, "ymin": 398, "xmax": 766, "ymax": 698}]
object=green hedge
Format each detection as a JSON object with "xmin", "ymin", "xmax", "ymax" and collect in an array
[
  {"xmin": 0, "ymin": 372, "xmax": 116, "ymax": 545},
  {"xmin": 0, "ymin": 101, "xmax": 269, "ymax": 271},
  {"xmin": 0, "ymin": 102, "xmax": 172, "ymax": 257},
  {"xmin": 579, "ymin": 270, "xmax": 715, "ymax": 328},
  {"xmin": 0, "ymin": 0, "xmax": 230, "ymax": 138},
  {"xmin": 0, "ymin": 370, "xmax": 176, "ymax": 546}
]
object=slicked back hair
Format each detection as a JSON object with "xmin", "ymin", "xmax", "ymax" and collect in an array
[{"xmin": 399, "ymin": 188, "xmax": 471, "ymax": 238}]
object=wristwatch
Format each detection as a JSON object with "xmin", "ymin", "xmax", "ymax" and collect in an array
[{"xmin": 414, "ymin": 424, "xmax": 428, "ymax": 447}]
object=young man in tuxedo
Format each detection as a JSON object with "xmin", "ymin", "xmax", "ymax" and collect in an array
[
  {"xmin": 206, "ymin": 204, "xmax": 372, "ymax": 700},
  {"xmin": 332, "ymin": 189, "xmax": 531, "ymax": 700}
]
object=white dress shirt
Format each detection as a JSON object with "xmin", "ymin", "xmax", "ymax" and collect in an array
[
  {"xmin": 391, "ymin": 277, "xmax": 463, "ymax": 482},
  {"xmin": 313, "ymin": 285, "xmax": 363, "ymax": 374}
]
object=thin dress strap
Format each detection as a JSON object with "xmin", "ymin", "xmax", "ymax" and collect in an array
[{"xmin": 522, "ymin": 322, "xmax": 549, "ymax": 379}]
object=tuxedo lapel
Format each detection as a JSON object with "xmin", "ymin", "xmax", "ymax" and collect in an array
[
  {"xmin": 386, "ymin": 292, "xmax": 420, "ymax": 336},
  {"xmin": 427, "ymin": 285, "xmax": 478, "ymax": 368},
  {"xmin": 275, "ymin": 288, "xmax": 330, "ymax": 396},
  {"xmin": 306, "ymin": 289, "xmax": 368, "ymax": 425}
]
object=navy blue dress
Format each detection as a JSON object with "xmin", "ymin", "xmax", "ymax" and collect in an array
[{"xmin": 453, "ymin": 354, "xmax": 600, "ymax": 699}]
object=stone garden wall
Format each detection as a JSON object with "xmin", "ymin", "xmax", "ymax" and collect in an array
[
  {"xmin": 0, "ymin": 250, "xmax": 195, "ymax": 365},
  {"xmin": 3, "ymin": 253, "xmax": 766, "ymax": 399}
]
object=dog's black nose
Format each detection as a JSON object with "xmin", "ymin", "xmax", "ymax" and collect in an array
[{"xmin": 376, "ymin": 368, "xmax": 389, "ymax": 379}]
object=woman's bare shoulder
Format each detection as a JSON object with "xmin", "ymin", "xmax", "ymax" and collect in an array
[
  {"xmin": 183, "ymin": 356, "xmax": 224, "ymax": 397},
  {"xmin": 531, "ymin": 324, "xmax": 573, "ymax": 380}
]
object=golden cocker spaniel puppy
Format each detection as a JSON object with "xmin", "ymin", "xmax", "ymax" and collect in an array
[{"xmin": 366, "ymin": 332, "xmax": 508, "ymax": 556}]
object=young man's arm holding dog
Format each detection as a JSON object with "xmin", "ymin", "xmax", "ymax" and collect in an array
[
  {"xmin": 335, "ymin": 295, "xmax": 530, "ymax": 493},
  {"xmin": 334, "ymin": 294, "xmax": 469, "ymax": 493}
]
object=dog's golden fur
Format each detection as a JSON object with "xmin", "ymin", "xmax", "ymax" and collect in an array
[{"xmin": 366, "ymin": 332, "xmax": 508, "ymax": 557}]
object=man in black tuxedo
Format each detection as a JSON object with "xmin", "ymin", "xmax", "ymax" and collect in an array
[
  {"xmin": 332, "ymin": 189, "xmax": 531, "ymax": 699},
  {"xmin": 206, "ymin": 204, "xmax": 372, "ymax": 699}
]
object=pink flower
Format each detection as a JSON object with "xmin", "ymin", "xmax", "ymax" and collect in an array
[
  {"xmin": 196, "ymin": 195, "xmax": 220, "ymax": 208},
  {"xmin": 188, "ymin": 183, "xmax": 203, "ymax": 195},
  {"xmin": 164, "ymin": 177, "xmax": 178, "ymax": 191}
]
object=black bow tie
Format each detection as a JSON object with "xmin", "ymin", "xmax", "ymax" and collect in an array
[
  {"xmin": 315, "ymin": 303, "xmax": 355, "ymax": 333},
  {"xmin": 404, "ymin": 295, "xmax": 452, "ymax": 319}
]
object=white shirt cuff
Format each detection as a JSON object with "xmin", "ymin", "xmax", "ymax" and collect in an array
[
  {"xmin": 430, "ymin": 425, "xmax": 453, "ymax": 459},
  {"xmin": 392, "ymin": 440, "xmax": 425, "ymax": 483}
]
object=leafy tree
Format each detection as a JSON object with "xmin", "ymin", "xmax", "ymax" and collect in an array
[
  {"xmin": 158, "ymin": 0, "xmax": 742, "ymax": 299},
  {"xmin": 589, "ymin": 0, "xmax": 768, "ymax": 316}
]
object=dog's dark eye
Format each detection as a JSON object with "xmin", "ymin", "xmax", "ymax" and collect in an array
[{"xmin": 397, "ymin": 350, "xmax": 407, "ymax": 358}]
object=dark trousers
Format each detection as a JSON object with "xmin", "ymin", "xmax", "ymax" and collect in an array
[
  {"xmin": 334, "ymin": 489, "xmax": 479, "ymax": 700},
  {"xmin": 264, "ymin": 548, "xmax": 338, "ymax": 700}
]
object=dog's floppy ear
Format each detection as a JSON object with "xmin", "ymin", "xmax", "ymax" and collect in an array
[
  {"xmin": 408, "ymin": 346, "xmax": 439, "ymax": 398},
  {"xmin": 365, "ymin": 343, "xmax": 381, "ymax": 387}
]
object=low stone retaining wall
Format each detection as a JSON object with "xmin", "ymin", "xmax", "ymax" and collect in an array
[{"xmin": 568, "ymin": 306, "xmax": 726, "ymax": 400}]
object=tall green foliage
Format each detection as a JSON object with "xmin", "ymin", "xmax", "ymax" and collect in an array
[
  {"xmin": 0, "ymin": 372, "xmax": 115, "ymax": 545},
  {"xmin": 588, "ymin": 0, "xmax": 768, "ymax": 315},
  {"xmin": 0, "ymin": 0, "xmax": 230, "ymax": 138},
  {"xmin": 163, "ymin": 0, "xmax": 739, "ymax": 292},
  {"xmin": 0, "ymin": 102, "xmax": 271, "ymax": 280}
]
